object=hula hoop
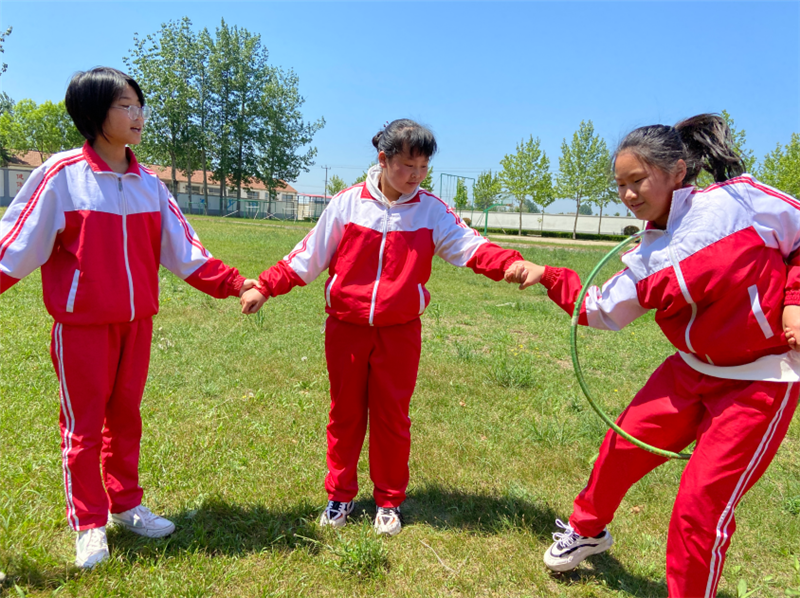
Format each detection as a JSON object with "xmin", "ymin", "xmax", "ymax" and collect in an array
[{"xmin": 570, "ymin": 233, "xmax": 691, "ymax": 460}]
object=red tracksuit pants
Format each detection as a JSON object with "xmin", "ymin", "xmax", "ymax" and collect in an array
[
  {"xmin": 323, "ymin": 316, "xmax": 422, "ymax": 508},
  {"xmin": 569, "ymin": 354, "xmax": 798, "ymax": 598},
  {"xmin": 49, "ymin": 319, "xmax": 152, "ymax": 531}
]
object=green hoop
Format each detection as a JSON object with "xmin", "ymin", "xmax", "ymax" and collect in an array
[{"xmin": 569, "ymin": 233, "xmax": 691, "ymax": 460}]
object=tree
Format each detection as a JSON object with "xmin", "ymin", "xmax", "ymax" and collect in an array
[
  {"xmin": 326, "ymin": 174, "xmax": 347, "ymax": 196},
  {"xmin": 352, "ymin": 163, "xmax": 376, "ymax": 186},
  {"xmin": 593, "ymin": 169, "xmax": 619, "ymax": 233},
  {"xmin": 0, "ymin": 26, "xmax": 11, "ymax": 78},
  {"xmin": 696, "ymin": 110, "xmax": 757, "ymax": 188},
  {"xmin": 0, "ymin": 99, "xmax": 83, "ymax": 161},
  {"xmin": 578, "ymin": 204, "xmax": 593, "ymax": 215},
  {"xmin": 453, "ymin": 177, "xmax": 469, "ymax": 213},
  {"xmin": 758, "ymin": 133, "xmax": 800, "ymax": 198},
  {"xmin": 499, "ymin": 135, "xmax": 553, "ymax": 235},
  {"xmin": 420, "ymin": 167, "xmax": 434, "ymax": 193},
  {"xmin": 556, "ymin": 120, "xmax": 609, "ymax": 239},
  {"xmin": 125, "ymin": 17, "xmax": 196, "ymax": 197},
  {"xmin": 256, "ymin": 65, "xmax": 324, "ymax": 208},
  {"xmin": 473, "ymin": 170, "xmax": 502, "ymax": 210}
]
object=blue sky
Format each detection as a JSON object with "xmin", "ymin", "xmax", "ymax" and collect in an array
[{"xmin": 1, "ymin": 1, "xmax": 798, "ymax": 213}]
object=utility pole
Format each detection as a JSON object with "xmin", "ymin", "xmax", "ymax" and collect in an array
[{"xmin": 321, "ymin": 165, "xmax": 330, "ymax": 200}]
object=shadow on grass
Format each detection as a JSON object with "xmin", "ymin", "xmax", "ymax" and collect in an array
[
  {"xmin": 403, "ymin": 484, "xmax": 559, "ymax": 538},
  {"xmin": 106, "ymin": 497, "xmax": 323, "ymax": 563}
]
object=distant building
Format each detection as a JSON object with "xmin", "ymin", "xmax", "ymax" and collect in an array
[{"xmin": 0, "ymin": 151, "xmax": 299, "ymax": 214}]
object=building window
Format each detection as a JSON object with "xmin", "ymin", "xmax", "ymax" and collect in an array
[
  {"xmin": 246, "ymin": 191, "xmax": 260, "ymax": 200},
  {"xmin": 282, "ymin": 193, "xmax": 294, "ymax": 201},
  {"xmin": 190, "ymin": 185, "xmax": 202, "ymax": 194}
]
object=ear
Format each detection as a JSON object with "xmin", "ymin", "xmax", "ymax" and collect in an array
[
  {"xmin": 378, "ymin": 151, "xmax": 388, "ymax": 169},
  {"xmin": 674, "ymin": 159, "xmax": 688, "ymax": 186}
]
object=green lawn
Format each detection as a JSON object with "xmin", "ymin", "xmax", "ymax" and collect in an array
[{"xmin": 2, "ymin": 214, "xmax": 800, "ymax": 597}]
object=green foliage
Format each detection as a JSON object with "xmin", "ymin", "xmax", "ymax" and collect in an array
[
  {"xmin": 759, "ymin": 132, "xmax": 800, "ymax": 198},
  {"xmin": 420, "ymin": 167, "xmax": 434, "ymax": 192},
  {"xmin": 0, "ymin": 26, "xmax": 11, "ymax": 78},
  {"xmin": 474, "ymin": 170, "xmax": 502, "ymax": 211},
  {"xmin": 499, "ymin": 135, "xmax": 553, "ymax": 234},
  {"xmin": 453, "ymin": 178, "xmax": 469, "ymax": 211},
  {"xmin": 578, "ymin": 203, "xmax": 593, "ymax": 215},
  {"xmin": 326, "ymin": 174, "xmax": 347, "ymax": 197},
  {"xmin": 556, "ymin": 120, "xmax": 609, "ymax": 239},
  {"xmin": 352, "ymin": 164, "xmax": 375, "ymax": 186},
  {"xmin": 123, "ymin": 17, "xmax": 323, "ymax": 203},
  {"xmin": 0, "ymin": 99, "xmax": 83, "ymax": 160}
]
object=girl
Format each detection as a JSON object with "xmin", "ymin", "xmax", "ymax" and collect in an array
[
  {"xmin": 0, "ymin": 67, "xmax": 256, "ymax": 568},
  {"xmin": 240, "ymin": 119, "xmax": 525, "ymax": 535},
  {"xmin": 505, "ymin": 114, "xmax": 800, "ymax": 597}
]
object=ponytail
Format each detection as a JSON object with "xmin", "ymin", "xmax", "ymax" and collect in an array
[
  {"xmin": 614, "ymin": 113, "xmax": 745, "ymax": 186},
  {"xmin": 674, "ymin": 114, "xmax": 745, "ymax": 184}
]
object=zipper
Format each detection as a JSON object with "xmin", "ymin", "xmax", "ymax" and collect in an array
[
  {"xmin": 665, "ymin": 233, "xmax": 696, "ymax": 353},
  {"xmin": 326, "ymin": 273, "xmax": 338, "ymax": 308},
  {"xmin": 119, "ymin": 177, "xmax": 135, "ymax": 321},
  {"xmin": 368, "ymin": 208, "xmax": 390, "ymax": 326},
  {"xmin": 66, "ymin": 269, "xmax": 80, "ymax": 313}
]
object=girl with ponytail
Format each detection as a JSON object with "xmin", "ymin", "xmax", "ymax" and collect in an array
[{"xmin": 506, "ymin": 114, "xmax": 800, "ymax": 596}]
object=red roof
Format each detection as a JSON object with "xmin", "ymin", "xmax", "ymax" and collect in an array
[{"xmin": 6, "ymin": 150, "xmax": 297, "ymax": 194}]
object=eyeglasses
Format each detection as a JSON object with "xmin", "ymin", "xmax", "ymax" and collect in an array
[{"xmin": 111, "ymin": 104, "xmax": 151, "ymax": 121}]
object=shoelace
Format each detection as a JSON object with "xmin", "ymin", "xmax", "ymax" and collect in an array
[
  {"xmin": 552, "ymin": 518, "xmax": 579, "ymax": 549},
  {"xmin": 327, "ymin": 501, "xmax": 348, "ymax": 517},
  {"xmin": 376, "ymin": 507, "xmax": 402, "ymax": 524},
  {"xmin": 129, "ymin": 505, "xmax": 159, "ymax": 525}
]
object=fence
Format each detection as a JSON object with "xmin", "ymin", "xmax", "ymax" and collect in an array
[
  {"xmin": 174, "ymin": 194, "xmax": 330, "ymax": 221},
  {"xmin": 465, "ymin": 209, "xmax": 645, "ymax": 236}
]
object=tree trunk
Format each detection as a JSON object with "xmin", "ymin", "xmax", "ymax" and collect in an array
[
  {"xmin": 598, "ymin": 204, "xmax": 603, "ymax": 234},
  {"xmin": 572, "ymin": 196, "xmax": 581, "ymax": 240},
  {"xmin": 518, "ymin": 199, "xmax": 523, "ymax": 236},
  {"xmin": 170, "ymin": 150, "xmax": 178, "ymax": 199},
  {"xmin": 541, "ymin": 210, "xmax": 545, "ymax": 234},
  {"xmin": 186, "ymin": 153, "xmax": 193, "ymax": 216},
  {"xmin": 202, "ymin": 149, "xmax": 209, "ymax": 216}
]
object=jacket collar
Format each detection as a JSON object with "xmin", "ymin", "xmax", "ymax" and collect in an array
[
  {"xmin": 364, "ymin": 164, "xmax": 419, "ymax": 207},
  {"xmin": 643, "ymin": 185, "xmax": 696, "ymax": 232},
  {"xmin": 82, "ymin": 141, "xmax": 142, "ymax": 176}
]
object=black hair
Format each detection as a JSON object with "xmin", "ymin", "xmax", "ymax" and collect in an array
[
  {"xmin": 614, "ymin": 113, "xmax": 745, "ymax": 185},
  {"xmin": 65, "ymin": 67, "xmax": 145, "ymax": 143},
  {"xmin": 372, "ymin": 119, "xmax": 437, "ymax": 159}
]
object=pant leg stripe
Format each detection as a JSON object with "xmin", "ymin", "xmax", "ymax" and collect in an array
[
  {"xmin": 704, "ymin": 382, "xmax": 793, "ymax": 598},
  {"xmin": 55, "ymin": 323, "xmax": 80, "ymax": 530}
]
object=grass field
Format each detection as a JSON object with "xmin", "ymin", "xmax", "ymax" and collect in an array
[{"xmin": 2, "ymin": 213, "xmax": 800, "ymax": 597}]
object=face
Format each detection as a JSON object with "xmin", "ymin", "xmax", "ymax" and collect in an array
[
  {"xmin": 614, "ymin": 151, "xmax": 686, "ymax": 228},
  {"xmin": 379, "ymin": 149, "xmax": 429, "ymax": 197},
  {"xmin": 101, "ymin": 85, "xmax": 144, "ymax": 147}
]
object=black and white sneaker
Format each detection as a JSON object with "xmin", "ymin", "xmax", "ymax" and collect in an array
[
  {"xmin": 374, "ymin": 505, "xmax": 403, "ymax": 536},
  {"xmin": 543, "ymin": 518, "xmax": 613, "ymax": 572},
  {"xmin": 319, "ymin": 500, "xmax": 354, "ymax": 529}
]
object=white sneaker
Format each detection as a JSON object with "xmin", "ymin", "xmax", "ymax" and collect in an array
[
  {"xmin": 110, "ymin": 505, "xmax": 175, "ymax": 538},
  {"xmin": 75, "ymin": 526, "xmax": 109, "ymax": 569},
  {"xmin": 319, "ymin": 500, "xmax": 354, "ymax": 528},
  {"xmin": 374, "ymin": 506, "xmax": 403, "ymax": 536},
  {"xmin": 543, "ymin": 518, "xmax": 613, "ymax": 572}
]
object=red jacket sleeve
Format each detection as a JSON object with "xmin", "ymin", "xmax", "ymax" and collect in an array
[{"xmin": 465, "ymin": 243, "xmax": 523, "ymax": 281}]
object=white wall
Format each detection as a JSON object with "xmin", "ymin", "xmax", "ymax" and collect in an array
[{"xmin": 465, "ymin": 211, "xmax": 646, "ymax": 235}]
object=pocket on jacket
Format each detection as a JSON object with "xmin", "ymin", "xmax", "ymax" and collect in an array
[
  {"xmin": 66, "ymin": 269, "xmax": 80, "ymax": 313},
  {"xmin": 326, "ymin": 273, "xmax": 339, "ymax": 308},
  {"xmin": 418, "ymin": 283, "xmax": 429, "ymax": 315}
]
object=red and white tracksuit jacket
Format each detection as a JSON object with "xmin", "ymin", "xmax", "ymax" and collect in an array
[
  {"xmin": 0, "ymin": 143, "xmax": 244, "ymax": 530},
  {"xmin": 542, "ymin": 175, "xmax": 800, "ymax": 597},
  {"xmin": 258, "ymin": 165, "xmax": 523, "ymax": 506}
]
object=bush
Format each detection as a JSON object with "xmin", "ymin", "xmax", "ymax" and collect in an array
[
  {"xmin": 623, "ymin": 225, "xmax": 640, "ymax": 236},
  {"xmin": 462, "ymin": 217, "xmax": 471, "ymax": 226}
]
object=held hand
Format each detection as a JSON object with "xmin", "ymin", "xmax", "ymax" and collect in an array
[
  {"xmin": 240, "ymin": 287, "xmax": 268, "ymax": 315},
  {"xmin": 783, "ymin": 304, "xmax": 800, "ymax": 351},
  {"xmin": 504, "ymin": 260, "xmax": 546, "ymax": 290},
  {"xmin": 239, "ymin": 279, "xmax": 259, "ymax": 297}
]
